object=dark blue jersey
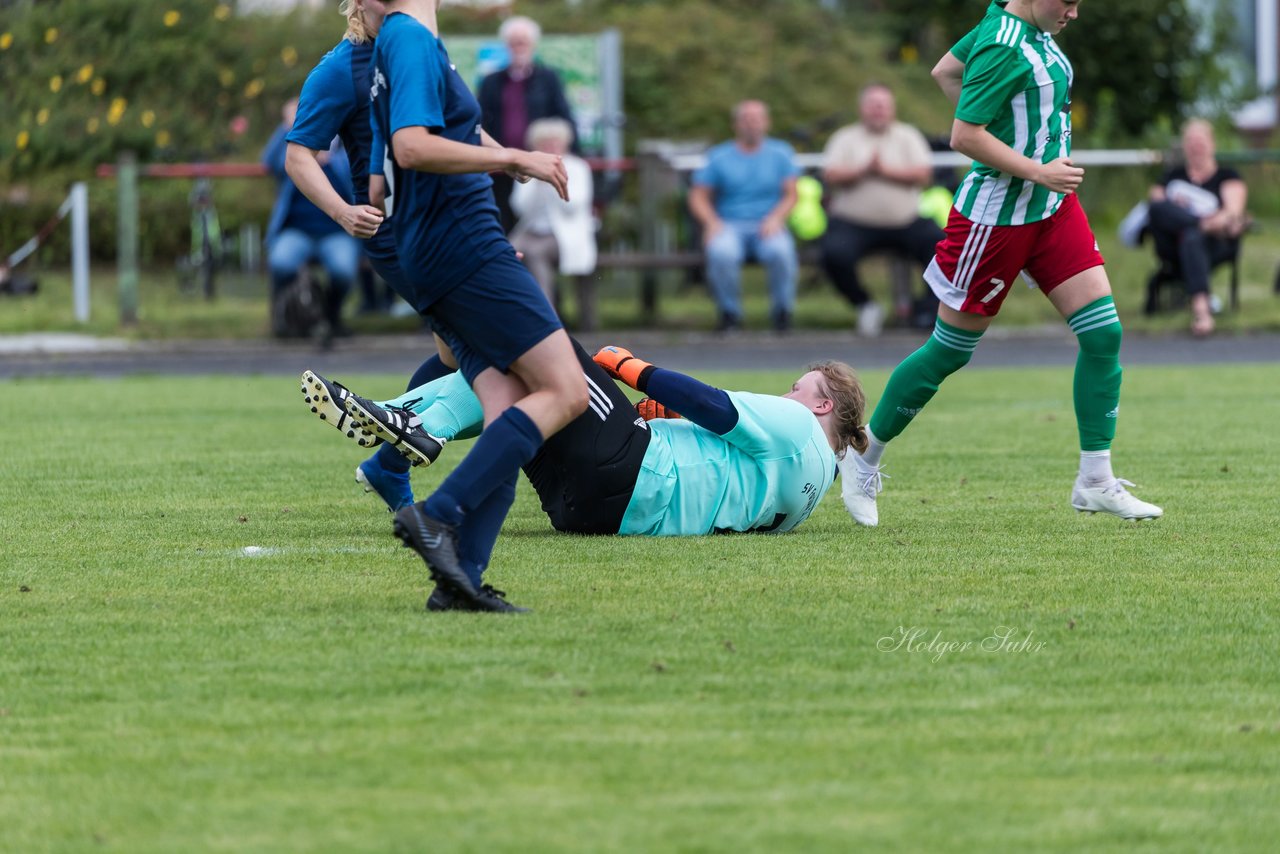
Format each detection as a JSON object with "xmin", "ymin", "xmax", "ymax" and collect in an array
[
  {"xmin": 287, "ymin": 39, "xmax": 378, "ymax": 205},
  {"xmin": 370, "ymin": 12, "xmax": 506, "ymax": 300}
]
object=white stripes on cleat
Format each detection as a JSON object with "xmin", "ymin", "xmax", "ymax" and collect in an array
[{"xmin": 300, "ymin": 370, "xmax": 381, "ymax": 448}]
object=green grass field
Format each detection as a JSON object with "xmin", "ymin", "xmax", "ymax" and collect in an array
[{"xmin": 3, "ymin": 364, "xmax": 1279, "ymax": 852}]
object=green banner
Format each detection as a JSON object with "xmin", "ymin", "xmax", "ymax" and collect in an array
[{"xmin": 447, "ymin": 35, "xmax": 606, "ymax": 155}]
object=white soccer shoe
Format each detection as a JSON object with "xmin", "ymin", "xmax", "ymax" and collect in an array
[
  {"xmin": 839, "ymin": 446, "xmax": 886, "ymax": 527},
  {"xmin": 856, "ymin": 301, "xmax": 885, "ymax": 338},
  {"xmin": 1071, "ymin": 477, "xmax": 1163, "ymax": 520}
]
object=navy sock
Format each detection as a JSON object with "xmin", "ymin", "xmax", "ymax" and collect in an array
[
  {"xmin": 407, "ymin": 354, "xmax": 453, "ymax": 390},
  {"xmin": 373, "ymin": 442, "xmax": 411, "ymax": 475},
  {"xmin": 456, "ymin": 471, "xmax": 517, "ymax": 587},
  {"xmin": 423, "ymin": 406, "xmax": 543, "ymax": 526}
]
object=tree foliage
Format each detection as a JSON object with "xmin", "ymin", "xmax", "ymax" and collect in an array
[
  {"xmin": 0, "ymin": 0, "xmax": 337, "ymax": 180},
  {"xmin": 852, "ymin": 0, "xmax": 1237, "ymax": 141}
]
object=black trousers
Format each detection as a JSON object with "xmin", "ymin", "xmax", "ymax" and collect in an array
[
  {"xmin": 1148, "ymin": 200, "xmax": 1237, "ymax": 297},
  {"xmin": 522, "ymin": 340, "xmax": 651, "ymax": 534},
  {"xmin": 820, "ymin": 216, "xmax": 942, "ymax": 308},
  {"xmin": 491, "ymin": 173, "xmax": 517, "ymax": 234}
]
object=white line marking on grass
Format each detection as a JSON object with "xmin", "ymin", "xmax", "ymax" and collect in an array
[{"xmin": 231, "ymin": 545, "xmax": 393, "ymax": 558}]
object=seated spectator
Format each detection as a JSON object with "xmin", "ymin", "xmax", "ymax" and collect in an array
[
  {"xmin": 1148, "ymin": 119, "xmax": 1249, "ymax": 337},
  {"xmin": 263, "ymin": 98, "xmax": 360, "ymax": 337},
  {"xmin": 819, "ymin": 83, "xmax": 943, "ymax": 336},
  {"xmin": 688, "ymin": 100, "xmax": 800, "ymax": 333},
  {"xmin": 509, "ymin": 117, "xmax": 596, "ymax": 311}
]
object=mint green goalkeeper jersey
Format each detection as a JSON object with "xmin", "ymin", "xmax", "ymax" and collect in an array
[
  {"xmin": 619, "ymin": 393, "xmax": 837, "ymax": 537},
  {"xmin": 948, "ymin": 0, "xmax": 1073, "ymax": 226}
]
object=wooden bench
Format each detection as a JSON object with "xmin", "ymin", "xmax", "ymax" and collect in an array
[
  {"xmin": 568, "ymin": 246, "xmax": 917, "ymax": 331},
  {"xmin": 572, "ymin": 251, "xmax": 703, "ymax": 331}
]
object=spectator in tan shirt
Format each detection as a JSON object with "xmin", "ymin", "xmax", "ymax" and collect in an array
[{"xmin": 820, "ymin": 84, "xmax": 943, "ymax": 336}]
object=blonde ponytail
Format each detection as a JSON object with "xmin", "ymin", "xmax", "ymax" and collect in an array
[{"xmin": 339, "ymin": 0, "xmax": 373, "ymax": 45}]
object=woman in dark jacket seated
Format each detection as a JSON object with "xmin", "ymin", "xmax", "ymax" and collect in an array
[{"xmin": 1148, "ymin": 119, "xmax": 1249, "ymax": 337}]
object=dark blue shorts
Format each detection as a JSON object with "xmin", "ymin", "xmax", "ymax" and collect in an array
[{"xmin": 427, "ymin": 247, "xmax": 563, "ymax": 383}]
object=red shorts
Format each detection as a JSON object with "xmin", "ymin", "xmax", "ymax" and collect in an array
[{"xmin": 924, "ymin": 194, "xmax": 1105, "ymax": 316}]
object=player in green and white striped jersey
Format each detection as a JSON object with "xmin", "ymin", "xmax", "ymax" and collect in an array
[
  {"xmin": 839, "ymin": 0, "xmax": 1164, "ymax": 525},
  {"xmin": 949, "ymin": 1, "xmax": 1074, "ymax": 226}
]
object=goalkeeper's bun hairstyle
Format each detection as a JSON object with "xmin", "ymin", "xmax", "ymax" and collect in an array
[
  {"xmin": 341, "ymin": 0, "xmax": 374, "ymax": 45},
  {"xmin": 806, "ymin": 360, "xmax": 868, "ymax": 454}
]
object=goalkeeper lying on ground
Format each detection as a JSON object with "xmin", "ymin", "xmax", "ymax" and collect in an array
[{"xmin": 303, "ymin": 339, "xmax": 868, "ymax": 606}]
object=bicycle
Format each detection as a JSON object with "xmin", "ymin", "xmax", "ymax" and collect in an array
[{"xmin": 176, "ymin": 177, "xmax": 224, "ymax": 300}]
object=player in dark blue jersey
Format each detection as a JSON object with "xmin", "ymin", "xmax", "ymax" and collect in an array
[
  {"xmin": 370, "ymin": 1, "xmax": 588, "ymax": 613},
  {"xmin": 285, "ymin": 0, "xmax": 458, "ymax": 514}
]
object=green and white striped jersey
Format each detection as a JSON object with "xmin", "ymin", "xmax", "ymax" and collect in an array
[{"xmin": 949, "ymin": 1, "xmax": 1073, "ymax": 226}]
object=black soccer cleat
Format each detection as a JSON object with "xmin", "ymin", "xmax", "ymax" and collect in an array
[
  {"xmin": 469, "ymin": 583, "xmax": 529, "ymax": 613},
  {"xmin": 300, "ymin": 370, "xmax": 381, "ymax": 448},
  {"xmin": 426, "ymin": 584, "xmax": 458, "ymax": 612},
  {"xmin": 393, "ymin": 503, "xmax": 477, "ymax": 599},
  {"xmin": 344, "ymin": 393, "xmax": 445, "ymax": 467},
  {"xmin": 427, "ymin": 583, "xmax": 529, "ymax": 614}
]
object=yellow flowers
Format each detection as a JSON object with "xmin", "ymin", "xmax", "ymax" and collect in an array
[
  {"xmin": 163, "ymin": 11, "xmax": 181, "ymax": 28},
  {"xmin": 281, "ymin": 46, "xmax": 298, "ymax": 67},
  {"xmin": 214, "ymin": 5, "xmax": 232, "ymax": 22},
  {"xmin": 16, "ymin": 131, "xmax": 29, "ymax": 150},
  {"xmin": 49, "ymin": 74, "xmax": 63, "ymax": 93},
  {"xmin": 91, "ymin": 78, "xmax": 106, "ymax": 96},
  {"xmin": 219, "ymin": 68, "xmax": 235, "ymax": 88},
  {"xmin": 86, "ymin": 118, "xmax": 100, "ymax": 134},
  {"xmin": 36, "ymin": 108, "xmax": 49, "ymax": 125},
  {"xmin": 141, "ymin": 110, "xmax": 156, "ymax": 128},
  {"xmin": 76, "ymin": 64, "xmax": 94, "ymax": 84},
  {"xmin": 0, "ymin": 32, "xmax": 13, "ymax": 50},
  {"xmin": 108, "ymin": 97, "xmax": 128, "ymax": 125},
  {"xmin": 44, "ymin": 27, "xmax": 58, "ymax": 44},
  {"xmin": 244, "ymin": 78, "xmax": 265, "ymax": 99},
  {"xmin": 156, "ymin": 130, "xmax": 172, "ymax": 147}
]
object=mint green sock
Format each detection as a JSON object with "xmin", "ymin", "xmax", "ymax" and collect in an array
[
  {"xmin": 1068, "ymin": 295, "xmax": 1122, "ymax": 452},
  {"xmin": 378, "ymin": 372, "xmax": 484, "ymax": 441},
  {"xmin": 868, "ymin": 319, "xmax": 983, "ymax": 442}
]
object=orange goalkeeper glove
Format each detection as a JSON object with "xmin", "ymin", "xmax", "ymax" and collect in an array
[
  {"xmin": 635, "ymin": 398, "xmax": 680, "ymax": 421},
  {"xmin": 592, "ymin": 346, "xmax": 655, "ymax": 391}
]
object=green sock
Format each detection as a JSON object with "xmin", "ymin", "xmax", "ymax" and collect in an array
[
  {"xmin": 869, "ymin": 318, "xmax": 983, "ymax": 442},
  {"xmin": 1068, "ymin": 295, "xmax": 1122, "ymax": 452},
  {"xmin": 378, "ymin": 372, "xmax": 484, "ymax": 442}
]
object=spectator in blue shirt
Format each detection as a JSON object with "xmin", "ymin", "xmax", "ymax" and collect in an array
[
  {"xmin": 688, "ymin": 100, "xmax": 800, "ymax": 332},
  {"xmin": 263, "ymin": 97, "xmax": 361, "ymax": 337}
]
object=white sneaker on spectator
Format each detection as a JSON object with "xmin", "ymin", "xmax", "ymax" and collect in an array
[
  {"xmin": 839, "ymin": 446, "xmax": 886, "ymax": 526},
  {"xmin": 390, "ymin": 298, "xmax": 418, "ymax": 318},
  {"xmin": 856, "ymin": 301, "xmax": 885, "ymax": 338},
  {"xmin": 1071, "ymin": 477, "xmax": 1163, "ymax": 520}
]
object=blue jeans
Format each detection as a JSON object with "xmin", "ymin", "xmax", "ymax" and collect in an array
[
  {"xmin": 705, "ymin": 220, "xmax": 798, "ymax": 320},
  {"xmin": 268, "ymin": 229, "xmax": 360, "ymax": 292}
]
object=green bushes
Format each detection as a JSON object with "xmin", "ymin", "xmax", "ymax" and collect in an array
[
  {"xmin": 1, "ymin": 0, "xmax": 338, "ymax": 177},
  {"xmin": 1, "ymin": 0, "xmax": 336, "ymax": 262}
]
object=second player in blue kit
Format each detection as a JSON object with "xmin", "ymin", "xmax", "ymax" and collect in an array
[
  {"xmin": 285, "ymin": 0, "xmax": 457, "ymax": 514},
  {"xmin": 370, "ymin": 0, "xmax": 588, "ymax": 613}
]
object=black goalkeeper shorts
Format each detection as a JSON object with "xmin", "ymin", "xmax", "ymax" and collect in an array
[{"xmin": 522, "ymin": 339, "xmax": 652, "ymax": 534}]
